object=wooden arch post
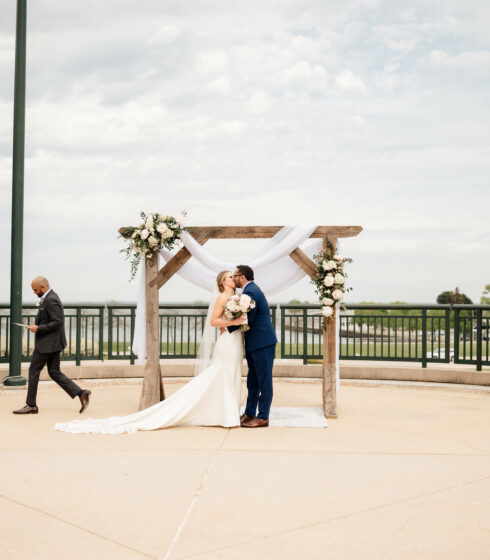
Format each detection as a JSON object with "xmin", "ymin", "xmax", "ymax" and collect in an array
[{"xmin": 120, "ymin": 226, "xmax": 362, "ymax": 414}]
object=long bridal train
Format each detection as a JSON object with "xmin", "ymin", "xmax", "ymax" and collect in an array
[{"xmin": 55, "ymin": 330, "xmax": 243, "ymax": 435}]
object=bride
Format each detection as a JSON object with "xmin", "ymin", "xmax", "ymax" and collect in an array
[{"xmin": 54, "ymin": 271, "xmax": 247, "ymax": 434}]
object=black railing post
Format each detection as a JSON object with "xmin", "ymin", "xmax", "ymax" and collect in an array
[
  {"xmin": 445, "ymin": 306, "xmax": 450, "ymax": 363},
  {"xmin": 280, "ymin": 307, "xmax": 286, "ymax": 359},
  {"xmin": 130, "ymin": 306, "xmax": 136, "ymax": 365},
  {"xmin": 75, "ymin": 307, "xmax": 81, "ymax": 366},
  {"xmin": 421, "ymin": 308, "xmax": 427, "ymax": 368},
  {"xmin": 107, "ymin": 307, "xmax": 113, "ymax": 360},
  {"xmin": 98, "ymin": 306, "xmax": 104, "ymax": 361},
  {"xmin": 302, "ymin": 307, "xmax": 308, "ymax": 365},
  {"xmin": 454, "ymin": 307, "xmax": 460, "ymax": 364},
  {"xmin": 476, "ymin": 307, "xmax": 483, "ymax": 372}
]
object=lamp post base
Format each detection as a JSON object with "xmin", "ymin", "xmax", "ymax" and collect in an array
[{"xmin": 3, "ymin": 375, "xmax": 27, "ymax": 387}]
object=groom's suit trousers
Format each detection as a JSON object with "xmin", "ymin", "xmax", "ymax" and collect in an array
[{"xmin": 244, "ymin": 343, "xmax": 275, "ymax": 420}]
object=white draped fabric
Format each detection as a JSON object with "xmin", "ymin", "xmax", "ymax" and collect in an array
[{"xmin": 132, "ymin": 225, "xmax": 340, "ymax": 391}]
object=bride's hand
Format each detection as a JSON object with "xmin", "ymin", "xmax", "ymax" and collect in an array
[{"xmin": 231, "ymin": 315, "xmax": 247, "ymax": 326}]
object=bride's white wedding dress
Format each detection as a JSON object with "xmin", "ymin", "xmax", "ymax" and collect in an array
[{"xmin": 54, "ymin": 330, "xmax": 243, "ymax": 435}]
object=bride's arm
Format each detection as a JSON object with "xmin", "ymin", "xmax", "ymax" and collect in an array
[{"xmin": 210, "ymin": 295, "xmax": 247, "ymax": 327}]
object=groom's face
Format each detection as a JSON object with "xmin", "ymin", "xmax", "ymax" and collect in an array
[{"xmin": 233, "ymin": 269, "xmax": 245, "ymax": 289}]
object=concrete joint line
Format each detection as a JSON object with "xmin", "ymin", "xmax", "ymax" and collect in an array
[
  {"xmin": 160, "ymin": 429, "xmax": 231, "ymax": 560},
  {"xmin": 176, "ymin": 472, "xmax": 490, "ymax": 560},
  {"xmin": 0, "ymin": 492, "xmax": 155, "ymax": 559}
]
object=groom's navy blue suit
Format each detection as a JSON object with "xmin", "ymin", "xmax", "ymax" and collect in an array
[{"xmin": 229, "ymin": 282, "xmax": 277, "ymax": 420}]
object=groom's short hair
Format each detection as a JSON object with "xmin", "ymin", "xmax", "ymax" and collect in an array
[{"xmin": 237, "ymin": 265, "xmax": 254, "ymax": 281}]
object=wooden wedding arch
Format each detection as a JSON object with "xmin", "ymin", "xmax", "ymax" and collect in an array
[{"xmin": 120, "ymin": 225, "xmax": 362, "ymax": 418}]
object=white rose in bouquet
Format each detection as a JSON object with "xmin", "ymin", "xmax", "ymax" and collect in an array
[
  {"xmin": 324, "ymin": 260, "xmax": 337, "ymax": 271},
  {"xmin": 322, "ymin": 305, "xmax": 333, "ymax": 317},
  {"xmin": 334, "ymin": 273, "xmax": 344, "ymax": 284},
  {"xmin": 322, "ymin": 297, "xmax": 334, "ymax": 306},
  {"xmin": 239, "ymin": 294, "xmax": 252, "ymax": 312},
  {"xmin": 145, "ymin": 216, "xmax": 154, "ymax": 230},
  {"xmin": 140, "ymin": 229, "xmax": 149, "ymax": 240},
  {"xmin": 157, "ymin": 223, "xmax": 170, "ymax": 236},
  {"xmin": 324, "ymin": 275, "xmax": 334, "ymax": 287},
  {"xmin": 148, "ymin": 235, "xmax": 158, "ymax": 248},
  {"xmin": 332, "ymin": 289, "xmax": 343, "ymax": 300}
]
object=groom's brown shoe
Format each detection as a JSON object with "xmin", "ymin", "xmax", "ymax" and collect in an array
[
  {"xmin": 240, "ymin": 414, "xmax": 254, "ymax": 425},
  {"xmin": 242, "ymin": 418, "xmax": 269, "ymax": 428},
  {"xmin": 13, "ymin": 405, "xmax": 38, "ymax": 414},
  {"xmin": 79, "ymin": 390, "xmax": 91, "ymax": 413}
]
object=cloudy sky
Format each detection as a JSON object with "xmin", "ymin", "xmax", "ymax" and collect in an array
[{"xmin": 0, "ymin": 0, "xmax": 488, "ymax": 305}]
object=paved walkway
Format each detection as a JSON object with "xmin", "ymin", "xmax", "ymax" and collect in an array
[{"xmin": 1, "ymin": 379, "xmax": 490, "ymax": 559}]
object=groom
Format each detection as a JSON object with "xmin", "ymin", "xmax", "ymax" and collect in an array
[{"xmin": 229, "ymin": 265, "xmax": 277, "ymax": 428}]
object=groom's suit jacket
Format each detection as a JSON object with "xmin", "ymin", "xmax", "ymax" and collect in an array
[
  {"xmin": 229, "ymin": 282, "xmax": 277, "ymax": 352},
  {"xmin": 35, "ymin": 290, "xmax": 67, "ymax": 354}
]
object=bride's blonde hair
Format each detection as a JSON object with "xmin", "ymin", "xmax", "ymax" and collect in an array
[{"xmin": 216, "ymin": 271, "xmax": 229, "ymax": 293}]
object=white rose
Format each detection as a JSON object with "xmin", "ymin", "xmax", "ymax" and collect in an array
[
  {"xmin": 322, "ymin": 297, "xmax": 334, "ymax": 306},
  {"xmin": 140, "ymin": 229, "xmax": 149, "ymax": 240},
  {"xmin": 145, "ymin": 216, "xmax": 154, "ymax": 229},
  {"xmin": 322, "ymin": 306, "xmax": 333, "ymax": 317},
  {"xmin": 334, "ymin": 273, "xmax": 344, "ymax": 284},
  {"xmin": 322, "ymin": 260, "xmax": 329, "ymax": 270},
  {"xmin": 324, "ymin": 275, "xmax": 334, "ymax": 287},
  {"xmin": 327, "ymin": 260, "xmax": 337, "ymax": 270},
  {"xmin": 332, "ymin": 289, "xmax": 343, "ymax": 300},
  {"xmin": 148, "ymin": 235, "xmax": 158, "ymax": 247},
  {"xmin": 157, "ymin": 223, "xmax": 169, "ymax": 235},
  {"xmin": 240, "ymin": 294, "xmax": 251, "ymax": 306}
]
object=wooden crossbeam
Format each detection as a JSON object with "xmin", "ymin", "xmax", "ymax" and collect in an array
[
  {"xmin": 289, "ymin": 248, "xmax": 317, "ymax": 278},
  {"xmin": 151, "ymin": 229, "xmax": 209, "ymax": 289},
  {"xmin": 191, "ymin": 226, "xmax": 362, "ymax": 239}
]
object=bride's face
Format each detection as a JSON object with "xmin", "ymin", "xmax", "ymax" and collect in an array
[{"xmin": 223, "ymin": 271, "xmax": 235, "ymax": 290}]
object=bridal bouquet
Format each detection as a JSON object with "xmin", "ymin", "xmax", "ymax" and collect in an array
[
  {"xmin": 120, "ymin": 211, "xmax": 187, "ymax": 280},
  {"xmin": 310, "ymin": 242, "xmax": 352, "ymax": 329},
  {"xmin": 224, "ymin": 293, "xmax": 256, "ymax": 332}
]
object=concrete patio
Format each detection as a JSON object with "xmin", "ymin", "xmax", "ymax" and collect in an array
[{"xmin": 1, "ymin": 378, "xmax": 490, "ymax": 559}]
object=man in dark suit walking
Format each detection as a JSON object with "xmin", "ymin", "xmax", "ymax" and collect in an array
[
  {"xmin": 13, "ymin": 276, "xmax": 91, "ymax": 415},
  {"xmin": 229, "ymin": 265, "xmax": 277, "ymax": 428}
]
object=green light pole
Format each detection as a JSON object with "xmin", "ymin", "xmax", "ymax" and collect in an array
[{"xmin": 5, "ymin": 0, "xmax": 27, "ymax": 387}]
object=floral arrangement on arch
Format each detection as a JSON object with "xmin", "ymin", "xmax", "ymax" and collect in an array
[
  {"xmin": 120, "ymin": 211, "xmax": 187, "ymax": 280},
  {"xmin": 310, "ymin": 242, "xmax": 352, "ymax": 328}
]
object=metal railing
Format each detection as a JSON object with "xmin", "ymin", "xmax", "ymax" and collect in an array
[
  {"xmin": 1, "ymin": 303, "xmax": 488, "ymax": 371},
  {"xmin": 107, "ymin": 305, "xmax": 277, "ymax": 363},
  {"xmin": 454, "ymin": 305, "xmax": 490, "ymax": 370},
  {"xmin": 281, "ymin": 304, "xmax": 452, "ymax": 367},
  {"xmin": 0, "ymin": 304, "xmax": 104, "ymax": 365}
]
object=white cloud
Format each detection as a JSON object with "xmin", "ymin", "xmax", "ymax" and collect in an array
[
  {"xmin": 207, "ymin": 75, "xmax": 231, "ymax": 94},
  {"xmin": 195, "ymin": 49, "xmax": 229, "ymax": 75},
  {"xmin": 335, "ymin": 70, "xmax": 367, "ymax": 93},
  {"xmin": 148, "ymin": 24, "xmax": 181, "ymax": 45}
]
